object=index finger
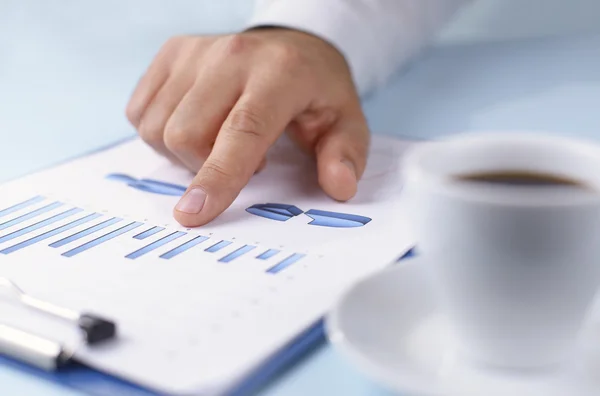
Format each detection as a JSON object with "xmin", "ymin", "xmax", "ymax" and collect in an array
[{"xmin": 173, "ymin": 79, "xmax": 308, "ymax": 227}]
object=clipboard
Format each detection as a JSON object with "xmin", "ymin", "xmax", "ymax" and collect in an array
[
  {"xmin": 0, "ymin": 250, "xmax": 415, "ymax": 396},
  {"xmin": 0, "ymin": 272, "xmax": 324, "ymax": 396}
]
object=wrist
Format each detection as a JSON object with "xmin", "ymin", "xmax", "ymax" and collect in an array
[{"xmin": 242, "ymin": 26, "xmax": 350, "ymax": 74}]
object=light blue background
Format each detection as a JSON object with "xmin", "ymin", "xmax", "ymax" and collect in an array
[{"xmin": 1, "ymin": 1, "xmax": 599, "ymax": 395}]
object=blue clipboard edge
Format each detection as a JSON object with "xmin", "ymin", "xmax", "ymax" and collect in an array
[{"xmin": 0, "ymin": 248, "xmax": 415, "ymax": 396}]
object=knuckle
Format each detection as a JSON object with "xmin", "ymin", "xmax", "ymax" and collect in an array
[
  {"xmin": 160, "ymin": 35, "xmax": 201, "ymax": 61},
  {"xmin": 188, "ymin": 36, "xmax": 213, "ymax": 56},
  {"xmin": 163, "ymin": 35, "xmax": 187, "ymax": 50},
  {"xmin": 225, "ymin": 106, "xmax": 266, "ymax": 140},
  {"xmin": 269, "ymin": 43, "xmax": 303, "ymax": 68},
  {"xmin": 156, "ymin": 36, "xmax": 184, "ymax": 60},
  {"xmin": 201, "ymin": 159, "xmax": 238, "ymax": 185},
  {"xmin": 125, "ymin": 102, "xmax": 142, "ymax": 125},
  {"xmin": 138, "ymin": 121, "xmax": 163, "ymax": 146},
  {"xmin": 216, "ymin": 34, "xmax": 248, "ymax": 57},
  {"xmin": 164, "ymin": 125, "xmax": 193, "ymax": 151}
]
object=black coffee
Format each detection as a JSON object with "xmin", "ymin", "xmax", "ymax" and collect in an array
[{"xmin": 454, "ymin": 170, "xmax": 588, "ymax": 188}]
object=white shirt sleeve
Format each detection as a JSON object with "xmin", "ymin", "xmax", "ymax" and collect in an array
[{"xmin": 247, "ymin": 0, "xmax": 473, "ymax": 96}]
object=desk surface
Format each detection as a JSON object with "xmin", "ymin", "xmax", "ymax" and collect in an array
[{"xmin": 1, "ymin": 2, "xmax": 600, "ymax": 395}]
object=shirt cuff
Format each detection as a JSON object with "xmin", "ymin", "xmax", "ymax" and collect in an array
[{"xmin": 246, "ymin": 0, "xmax": 378, "ymax": 96}]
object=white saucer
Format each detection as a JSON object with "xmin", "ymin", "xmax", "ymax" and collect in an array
[{"xmin": 326, "ymin": 257, "xmax": 600, "ymax": 396}]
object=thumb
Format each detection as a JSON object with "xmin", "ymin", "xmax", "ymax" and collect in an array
[{"xmin": 315, "ymin": 106, "xmax": 370, "ymax": 201}]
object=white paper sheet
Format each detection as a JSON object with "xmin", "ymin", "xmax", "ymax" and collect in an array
[{"xmin": 0, "ymin": 134, "xmax": 415, "ymax": 395}]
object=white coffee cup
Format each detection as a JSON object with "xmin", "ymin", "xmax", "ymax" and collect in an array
[{"xmin": 401, "ymin": 131, "xmax": 600, "ymax": 369}]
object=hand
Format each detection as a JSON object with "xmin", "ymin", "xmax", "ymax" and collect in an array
[{"xmin": 126, "ymin": 28, "xmax": 370, "ymax": 227}]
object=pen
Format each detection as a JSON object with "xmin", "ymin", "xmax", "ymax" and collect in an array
[{"xmin": 0, "ymin": 323, "xmax": 72, "ymax": 371}]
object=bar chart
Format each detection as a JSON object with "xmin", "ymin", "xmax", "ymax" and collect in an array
[
  {"xmin": 0, "ymin": 196, "xmax": 306, "ymax": 274},
  {"xmin": 106, "ymin": 174, "xmax": 374, "ymax": 228}
]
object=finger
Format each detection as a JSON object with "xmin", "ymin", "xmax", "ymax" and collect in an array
[
  {"xmin": 137, "ymin": 70, "xmax": 196, "ymax": 164},
  {"xmin": 286, "ymin": 108, "xmax": 338, "ymax": 155},
  {"xmin": 256, "ymin": 157, "xmax": 267, "ymax": 173},
  {"xmin": 126, "ymin": 38, "xmax": 181, "ymax": 128},
  {"xmin": 314, "ymin": 104, "xmax": 370, "ymax": 201},
  {"xmin": 133, "ymin": 71, "xmax": 194, "ymax": 166},
  {"xmin": 173, "ymin": 85, "xmax": 307, "ymax": 227},
  {"xmin": 163, "ymin": 64, "xmax": 243, "ymax": 173}
]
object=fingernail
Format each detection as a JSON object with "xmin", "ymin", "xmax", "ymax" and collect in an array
[
  {"xmin": 341, "ymin": 158, "xmax": 357, "ymax": 179},
  {"xmin": 175, "ymin": 188, "xmax": 207, "ymax": 214}
]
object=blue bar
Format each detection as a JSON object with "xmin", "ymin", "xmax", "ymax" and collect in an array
[
  {"xmin": 205, "ymin": 240, "xmax": 232, "ymax": 253},
  {"xmin": 62, "ymin": 222, "xmax": 144, "ymax": 257},
  {"xmin": 126, "ymin": 231, "xmax": 186, "ymax": 259},
  {"xmin": 133, "ymin": 226, "xmax": 165, "ymax": 240},
  {"xmin": 397, "ymin": 248, "xmax": 416, "ymax": 261},
  {"xmin": 0, "ymin": 213, "xmax": 103, "ymax": 254},
  {"xmin": 0, "ymin": 202, "xmax": 63, "ymax": 232},
  {"xmin": 50, "ymin": 217, "xmax": 122, "ymax": 248},
  {"xmin": 246, "ymin": 203, "xmax": 304, "ymax": 222},
  {"xmin": 160, "ymin": 235, "xmax": 209, "ymax": 259},
  {"xmin": 256, "ymin": 249, "xmax": 280, "ymax": 260},
  {"xmin": 266, "ymin": 253, "xmax": 306, "ymax": 274},
  {"xmin": 0, "ymin": 196, "xmax": 45, "ymax": 219},
  {"xmin": 0, "ymin": 207, "xmax": 84, "ymax": 245},
  {"xmin": 304, "ymin": 209, "xmax": 371, "ymax": 228},
  {"xmin": 218, "ymin": 245, "xmax": 256, "ymax": 263}
]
